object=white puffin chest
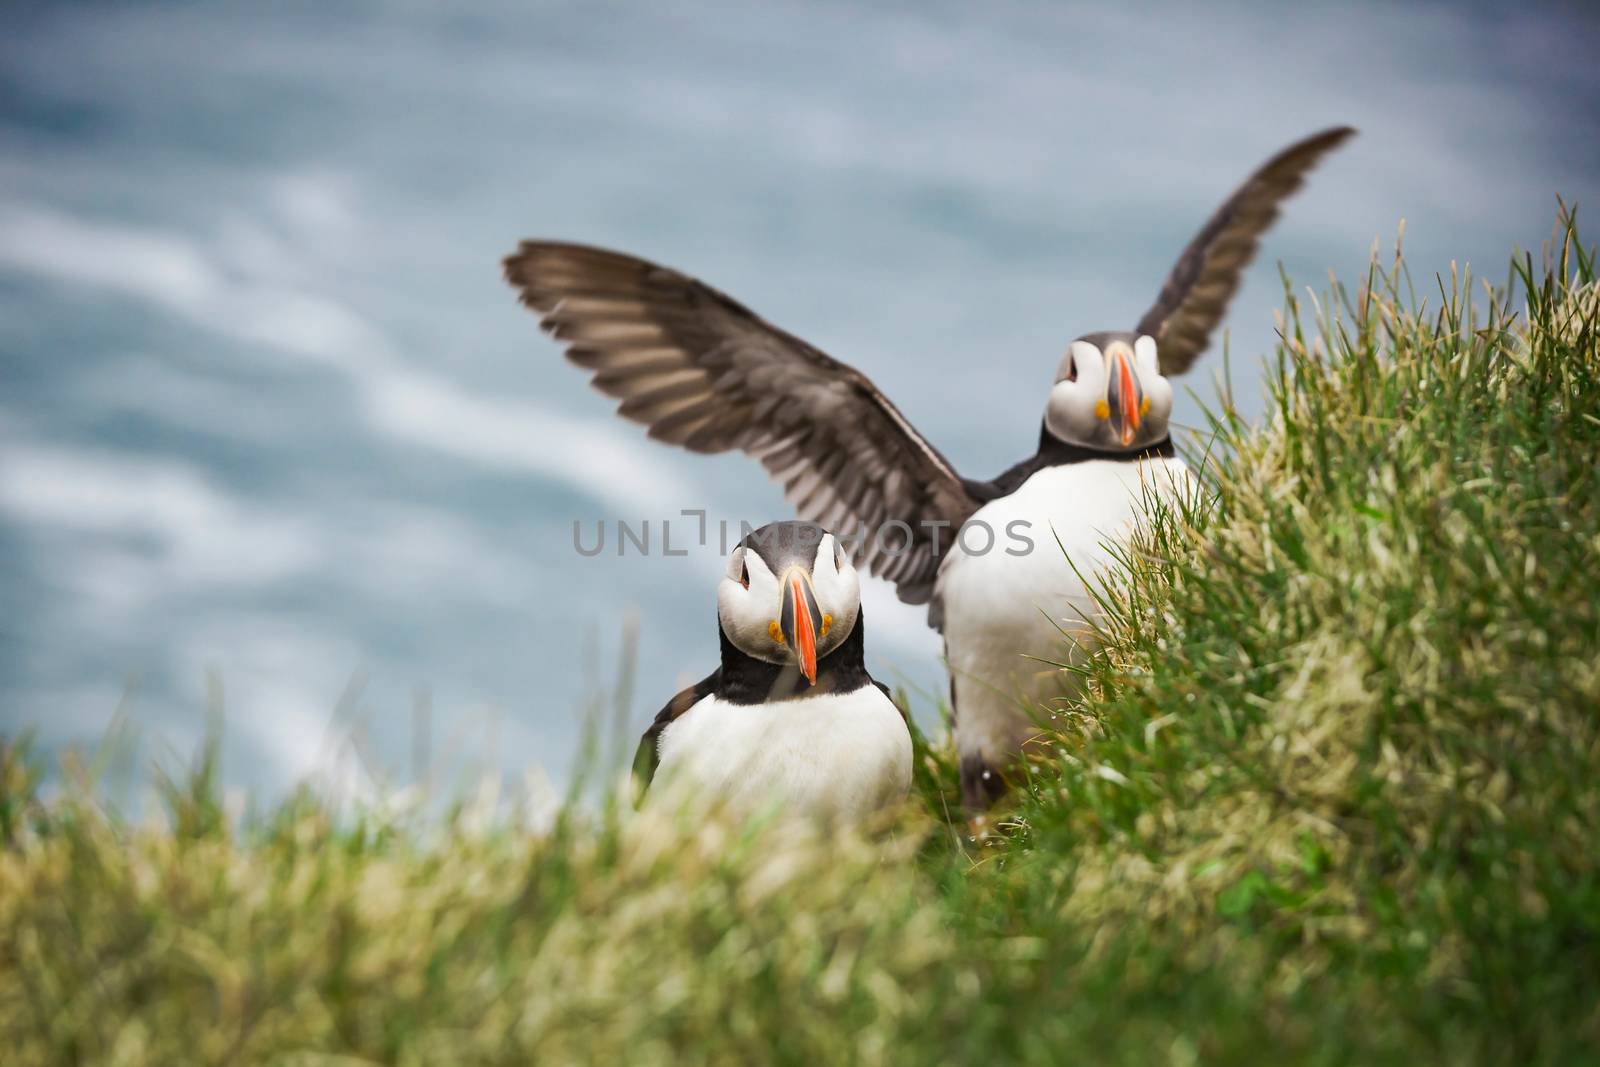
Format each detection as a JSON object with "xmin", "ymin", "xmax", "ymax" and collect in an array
[
  {"xmin": 937, "ymin": 456, "xmax": 1191, "ymax": 686},
  {"xmin": 652, "ymin": 686, "xmax": 912, "ymax": 822}
]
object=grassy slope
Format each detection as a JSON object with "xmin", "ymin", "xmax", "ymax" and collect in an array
[{"xmin": 3, "ymin": 220, "xmax": 1598, "ymax": 1065}]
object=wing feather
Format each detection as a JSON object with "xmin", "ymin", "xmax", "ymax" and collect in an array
[
  {"xmin": 1137, "ymin": 126, "xmax": 1355, "ymax": 375},
  {"xmin": 504, "ymin": 242, "xmax": 979, "ymax": 606},
  {"xmin": 631, "ymin": 672, "xmax": 718, "ymax": 796}
]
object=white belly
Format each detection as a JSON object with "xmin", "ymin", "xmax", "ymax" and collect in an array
[
  {"xmin": 650, "ymin": 686, "xmax": 913, "ymax": 822},
  {"xmin": 936, "ymin": 457, "xmax": 1191, "ymax": 764}
]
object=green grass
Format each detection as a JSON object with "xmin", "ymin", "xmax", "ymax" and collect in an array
[{"xmin": 4, "ymin": 213, "xmax": 1599, "ymax": 1065}]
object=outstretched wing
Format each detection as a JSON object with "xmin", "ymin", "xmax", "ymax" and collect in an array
[
  {"xmin": 1136, "ymin": 126, "xmax": 1356, "ymax": 375},
  {"xmin": 504, "ymin": 242, "xmax": 981, "ymax": 605},
  {"xmin": 631, "ymin": 672, "xmax": 718, "ymax": 797}
]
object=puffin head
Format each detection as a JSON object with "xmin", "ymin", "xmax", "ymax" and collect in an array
[
  {"xmin": 717, "ymin": 521, "xmax": 861, "ymax": 685},
  {"xmin": 1044, "ymin": 332, "xmax": 1173, "ymax": 451}
]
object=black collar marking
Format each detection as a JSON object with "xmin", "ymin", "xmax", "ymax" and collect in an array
[
  {"xmin": 715, "ymin": 606, "xmax": 874, "ymax": 705},
  {"xmin": 964, "ymin": 423, "xmax": 1176, "ymax": 503}
]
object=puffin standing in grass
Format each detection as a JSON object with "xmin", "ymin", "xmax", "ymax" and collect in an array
[
  {"xmin": 632, "ymin": 521, "xmax": 913, "ymax": 821},
  {"xmin": 507, "ymin": 127, "xmax": 1354, "ymax": 812}
]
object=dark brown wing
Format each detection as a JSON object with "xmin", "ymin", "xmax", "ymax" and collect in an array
[
  {"xmin": 1136, "ymin": 126, "xmax": 1356, "ymax": 375},
  {"xmin": 631, "ymin": 671, "xmax": 718, "ymax": 797},
  {"xmin": 504, "ymin": 242, "xmax": 980, "ymax": 605}
]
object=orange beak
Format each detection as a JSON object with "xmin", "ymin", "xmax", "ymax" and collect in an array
[
  {"xmin": 1108, "ymin": 348, "xmax": 1143, "ymax": 447},
  {"xmin": 782, "ymin": 569, "xmax": 820, "ymax": 685}
]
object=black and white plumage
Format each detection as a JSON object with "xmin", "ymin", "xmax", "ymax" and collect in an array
[
  {"xmin": 508, "ymin": 127, "xmax": 1354, "ymax": 811},
  {"xmin": 632, "ymin": 522, "xmax": 912, "ymax": 822}
]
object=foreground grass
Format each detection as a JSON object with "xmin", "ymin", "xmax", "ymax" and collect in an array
[{"xmin": 3, "ymin": 218, "xmax": 1598, "ymax": 1065}]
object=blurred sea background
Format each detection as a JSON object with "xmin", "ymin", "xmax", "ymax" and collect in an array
[{"xmin": 3, "ymin": 0, "xmax": 1598, "ymax": 804}]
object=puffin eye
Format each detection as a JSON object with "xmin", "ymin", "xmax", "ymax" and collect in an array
[
  {"xmin": 835, "ymin": 541, "xmax": 846, "ymax": 570},
  {"xmin": 1065, "ymin": 356, "xmax": 1077, "ymax": 383},
  {"xmin": 739, "ymin": 560, "xmax": 749, "ymax": 589}
]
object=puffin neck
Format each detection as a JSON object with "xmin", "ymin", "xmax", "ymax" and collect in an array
[
  {"xmin": 1036, "ymin": 422, "xmax": 1175, "ymax": 465},
  {"xmin": 716, "ymin": 608, "xmax": 871, "ymax": 705}
]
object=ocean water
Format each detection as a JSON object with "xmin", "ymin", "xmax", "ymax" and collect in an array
[{"xmin": 3, "ymin": 0, "xmax": 1597, "ymax": 801}]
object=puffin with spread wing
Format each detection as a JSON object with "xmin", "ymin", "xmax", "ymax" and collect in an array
[{"xmin": 505, "ymin": 127, "xmax": 1354, "ymax": 811}]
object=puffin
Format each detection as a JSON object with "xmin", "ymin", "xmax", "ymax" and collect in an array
[
  {"xmin": 632, "ymin": 520, "xmax": 913, "ymax": 821},
  {"xmin": 506, "ymin": 126, "xmax": 1354, "ymax": 811}
]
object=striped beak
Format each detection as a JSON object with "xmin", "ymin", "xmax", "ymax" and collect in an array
[
  {"xmin": 1105, "ymin": 346, "xmax": 1144, "ymax": 447},
  {"xmin": 780, "ymin": 568, "xmax": 822, "ymax": 685}
]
